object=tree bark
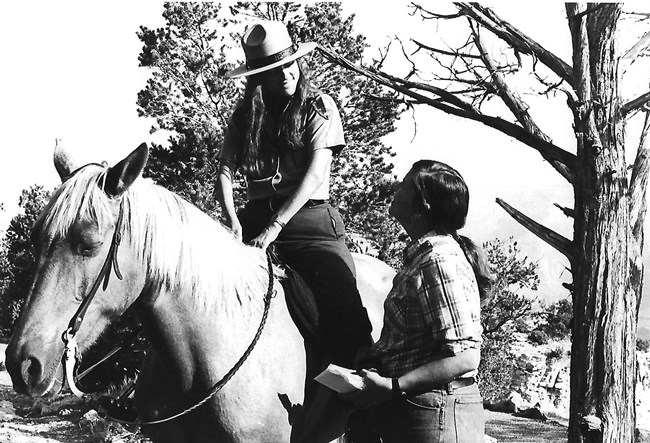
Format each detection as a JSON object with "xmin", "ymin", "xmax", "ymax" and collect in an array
[{"xmin": 566, "ymin": 4, "xmax": 636, "ymax": 443}]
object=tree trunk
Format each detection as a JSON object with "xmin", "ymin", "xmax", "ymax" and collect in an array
[{"xmin": 567, "ymin": 4, "xmax": 637, "ymax": 442}]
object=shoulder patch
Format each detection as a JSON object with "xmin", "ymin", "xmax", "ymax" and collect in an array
[{"xmin": 310, "ymin": 94, "xmax": 333, "ymax": 120}]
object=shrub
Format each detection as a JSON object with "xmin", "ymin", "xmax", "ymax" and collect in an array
[
  {"xmin": 528, "ymin": 329, "xmax": 549, "ymax": 345},
  {"xmin": 546, "ymin": 346, "xmax": 564, "ymax": 360},
  {"xmin": 479, "ymin": 333, "xmax": 517, "ymax": 403},
  {"xmin": 638, "ymin": 338, "xmax": 650, "ymax": 353},
  {"xmin": 538, "ymin": 298, "xmax": 573, "ymax": 340}
]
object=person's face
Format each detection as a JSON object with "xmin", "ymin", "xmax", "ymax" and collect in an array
[
  {"xmin": 261, "ymin": 60, "xmax": 301, "ymax": 98},
  {"xmin": 389, "ymin": 168, "xmax": 419, "ymax": 224}
]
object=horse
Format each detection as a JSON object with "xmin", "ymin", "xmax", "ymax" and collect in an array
[{"xmin": 4, "ymin": 143, "xmax": 395, "ymax": 443}]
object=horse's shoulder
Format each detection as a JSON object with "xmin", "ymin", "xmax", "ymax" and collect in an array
[{"xmin": 351, "ymin": 253, "xmax": 396, "ymax": 285}]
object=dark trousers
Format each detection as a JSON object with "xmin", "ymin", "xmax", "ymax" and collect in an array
[{"xmin": 238, "ymin": 200, "xmax": 373, "ymax": 365}]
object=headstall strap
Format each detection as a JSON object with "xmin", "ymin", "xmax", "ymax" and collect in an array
[{"xmin": 62, "ymin": 203, "xmax": 125, "ymax": 397}]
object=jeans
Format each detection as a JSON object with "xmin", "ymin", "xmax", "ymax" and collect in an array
[{"xmin": 349, "ymin": 384, "xmax": 485, "ymax": 443}]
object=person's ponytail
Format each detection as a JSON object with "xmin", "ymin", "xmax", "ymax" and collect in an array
[{"xmin": 452, "ymin": 234, "xmax": 494, "ymax": 303}]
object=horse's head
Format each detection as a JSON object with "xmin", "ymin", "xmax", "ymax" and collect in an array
[{"xmin": 5, "ymin": 142, "xmax": 149, "ymax": 397}]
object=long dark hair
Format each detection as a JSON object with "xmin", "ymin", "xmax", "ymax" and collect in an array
[
  {"xmin": 410, "ymin": 159, "xmax": 494, "ymax": 301},
  {"xmin": 234, "ymin": 60, "xmax": 315, "ymax": 175}
]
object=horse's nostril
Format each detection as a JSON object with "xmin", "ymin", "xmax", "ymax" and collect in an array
[{"xmin": 21, "ymin": 357, "xmax": 42, "ymax": 386}]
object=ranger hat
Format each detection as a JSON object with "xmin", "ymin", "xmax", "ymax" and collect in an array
[{"xmin": 226, "ymin": 21, "xmax": 317, "ymax": 79}]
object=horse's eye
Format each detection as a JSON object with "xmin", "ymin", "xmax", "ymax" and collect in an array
[{"xmin": 79, "ymin": 241, "xmax": 103, "ymax": 257}]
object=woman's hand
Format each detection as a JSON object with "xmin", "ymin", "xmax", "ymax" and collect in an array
[
  {"xmin": 228, "ymin": 218, "xmax": 243, "ymax": 242},
  {"xmin": 249, "ymin": 222, "xmax": 282, "ymax": 249},
  {"xmin": 341, "ymin": 369, "xmax": 392, "ymax": 408}
]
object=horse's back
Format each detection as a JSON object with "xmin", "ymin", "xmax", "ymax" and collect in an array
[{"xmin": 352, "ymin": 253, "xmax": 395, "ymax": 342}]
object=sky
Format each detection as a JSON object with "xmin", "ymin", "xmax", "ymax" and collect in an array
[{"xmin": 1, "ymin": 1, "xmax": 649, "ymax": 330}]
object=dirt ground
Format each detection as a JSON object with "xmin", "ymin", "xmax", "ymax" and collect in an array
[
  {"xmin": 0, "ymin": 342, "xmax": 567, "ymax": 443},
  {"xmin": 0, "ymin": 373, "xmax": 568, "ymax": 443}
]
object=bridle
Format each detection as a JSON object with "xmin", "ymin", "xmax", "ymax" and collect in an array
[
  {"xmin": 61, "ymin": 200, "xmax": 125, "ymax": 397},
  {"xmin": 60, "ymin": 179, "xmax": 276, "ymax": 425}
]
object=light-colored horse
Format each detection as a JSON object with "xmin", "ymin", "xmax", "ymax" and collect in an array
[{"xmin": 4, "ymin": 143, "xmax": 394, "ymax": 443}]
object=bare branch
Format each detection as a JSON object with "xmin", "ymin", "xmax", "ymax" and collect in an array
[
  {"xmin": 621, "ymin": 91, "xmax": 650, "ymax": 117},
  {"xmin": 411, "ymin": 38, "xmax": 482, "ymax": 59},
  {"xmin": 317, "ymin": 44, "xmax": 576, "ymax": 182},
  {"xmin": 629, "ymin": 111, "xmax": 650, "ymax": 241},
  {"xmin": 472, "ymin": 24, "xmax": 552, "ymax": 142},
  {"xmin": 554, "ymin": 203, "xmax": 575, "ymax": 219},
  {"xmin": 496, "ymin": 198, "xmax": 576, "ymax": 265},
  {"xmin": 622, "ymin": 29, "xmax": 650, "ymax": 63},
  {"xmin": 453, "ymin": 2, "xmax": 574, "ymax": 84}
]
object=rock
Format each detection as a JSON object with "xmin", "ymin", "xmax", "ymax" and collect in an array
[{"xmin": 514, "ymin": 406, "xmax": 547, "ymax": 421}]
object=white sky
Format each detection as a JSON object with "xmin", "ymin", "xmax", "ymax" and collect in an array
[{"xmin": 1, "ymin": 1, "xmax": 649, "ymax": 321}]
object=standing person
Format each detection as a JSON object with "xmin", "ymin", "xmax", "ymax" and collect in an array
[
  {"xmin": 344, "ymin": 159, "xmax": 492, "ymax": 443},
  {"xmin": 216, "ymin": 20, "xmax": 373, "ymax": 442}
]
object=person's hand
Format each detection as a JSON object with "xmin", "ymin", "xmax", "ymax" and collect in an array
[
  {"xmin": 249, "ymin": 222, "xmax": 282, "ymax": 250},
  {"xmin": 340, "ymin": 369, "xmax": 391, "ymax": 408},
  {"xmin": 228, "ymin": 218, "xmax": 243, "ymax": 242}
]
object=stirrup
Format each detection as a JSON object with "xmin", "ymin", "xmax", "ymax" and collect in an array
[{"xmin": 96, "ymin": 395, "xmax": 138, "ymax": 422}]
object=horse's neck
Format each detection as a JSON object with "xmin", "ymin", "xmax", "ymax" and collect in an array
[{"xmin": 140, "ymin": 266, "xmax": 272, "ymax": 384}]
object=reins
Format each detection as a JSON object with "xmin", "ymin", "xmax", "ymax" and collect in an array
[
  {"xmin": 59, "ymin": 191, "xmax": 276, "ymax": 425},
  {"xmin": 113, "ymin": 251, "xmax": 275, "ymax": 426}
]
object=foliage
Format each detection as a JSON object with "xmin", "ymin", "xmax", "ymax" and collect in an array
[
  {"xmin": 0, "ymin": 186, "xmax": 50, "ymax": 337},
  {"xmin": 638, "ymin": 338, "xmax": 650, "ymax": 353},
  {"xmin": 478, "ymin": 237, "xmax": 541, "ymax": 400},
  {"xmin": 136, "ymin": 2, "xmax": 405, "ymax": 266},
  {"xmin": 536, "ymin": 297, "xmax": 572, "ymax": 340},
  {"xmin": 528, "ymin": 329, "xmax": 549, "ymax": 346},
  {"xmin": 481, "ymin": 237, "xmax": 540, "ymax": 339},
  {"xmin": 546, "ymin": 346, "xmax": 564, "ymax": 361},
  {"xmin": 478, "ymin": 331, "xmax": 517, "ymax": 403}
]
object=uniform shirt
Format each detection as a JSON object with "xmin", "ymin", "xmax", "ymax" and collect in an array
[
  {"xmin": 219, "ymin": 91, "xmax": 345, "ymax": 201},
  {"xmin": 369, "ymin": 233, "xmax": 483, "ymax": 378}
]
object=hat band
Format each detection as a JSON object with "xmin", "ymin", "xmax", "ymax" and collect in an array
[{"xmin": 247, "ymin": 45, "xmax": 297, "ymax": 70}]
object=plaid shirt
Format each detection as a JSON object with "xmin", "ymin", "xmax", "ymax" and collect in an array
[{"xmin": 369, "ymin": 233, "xmax": 483, "ymax": 378}]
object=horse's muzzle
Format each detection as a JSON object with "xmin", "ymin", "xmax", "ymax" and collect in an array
[{"xmin": 5, "ymin": 342, "xmax": 64, "ymax": 397}]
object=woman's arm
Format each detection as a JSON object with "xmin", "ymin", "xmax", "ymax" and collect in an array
[
  {"xmin": 343, "ymin": 347, "xmax": 480, "ymax": 407},
  {"xmin": 249, "ymin": 148, "xmax": 332, "ymax": 249},
  {"xmin": 217, "ymin": 163, "xmax": 243, "ymax": 241}
]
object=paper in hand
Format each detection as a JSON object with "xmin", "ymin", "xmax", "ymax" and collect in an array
[{"xmin": 314, "ymin": 364, "xmax": 365, "ymax": 394}]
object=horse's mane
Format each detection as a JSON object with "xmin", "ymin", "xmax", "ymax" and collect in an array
[{"xmin": 34, "ymin": 165, "xmax": 272, "ymax": 314}]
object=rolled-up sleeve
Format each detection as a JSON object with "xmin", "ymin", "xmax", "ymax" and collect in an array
[{"xmin": 418, "ymin": 256, "xmax": 483, "ymax": 355}]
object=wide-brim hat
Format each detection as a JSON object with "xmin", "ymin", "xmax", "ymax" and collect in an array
[{"xmin": 226, "ymin": 21, "xmax": 318, "ymax": 79}]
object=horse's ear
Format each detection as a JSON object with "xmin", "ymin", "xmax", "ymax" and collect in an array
[
  {"xmin": 104, "ymin": 143, "xmax": 149, "ymax": 197},
  {"xmin": 53, "ymin": 138, "xmax": 80, "ymax": 181}
]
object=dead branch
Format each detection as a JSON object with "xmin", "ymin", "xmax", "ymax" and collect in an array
[
  {"xmin": 629, "ymin": 112, "xmax": 650, "ymax": 241},
  {"xmin": 317, "ymin": 44, "xmax": 576, "ymax": 182},
  {"xmin": 622, "ymin": 29, "xmax": 650, "ymax": 63},
  {"xmin": 411, "ymin": 38, "xmax": 482, "ymax": 59},
  {"xmin": 452, "ymin": 2, "xmax": 573, "ymax": 84},
  {"xmin": 554, "ymin": 203, "xmax": 575, "ymax": 219},
  {"xmin": 496, "ymin": 198, "xmax": 576, "ymax": 265},
  {"xmin": 621, "ymin": 91, "xmax": 650, "ymax": 117},
  {"xmin": 472, "ymin": 23, "xmax": 553, "ymax": 143}
]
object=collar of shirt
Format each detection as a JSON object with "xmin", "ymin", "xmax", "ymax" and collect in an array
[{"xmin": 402, "ymin": 231, "xmax": 449, "ymax": 266}]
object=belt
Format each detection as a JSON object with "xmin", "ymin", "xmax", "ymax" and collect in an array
[
  {"xmin": 260, "ymin": 197, "xmax": 328, "ymax": 212},
  {"xmin": 440, "ymin": 377, "xmax": 476, "ymax": 394}
]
